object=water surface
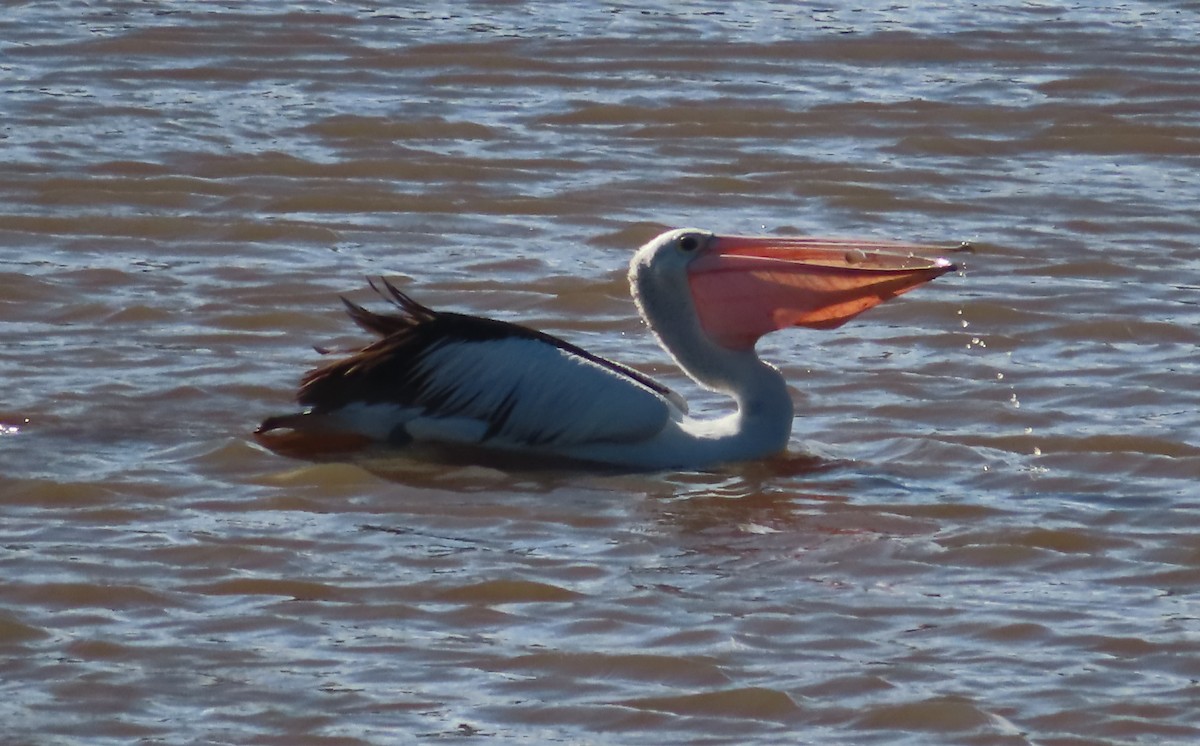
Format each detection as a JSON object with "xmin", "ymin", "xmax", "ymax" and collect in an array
[{"xmin": 2, "ymin": 2, "xmax": 1199, "ymax": 744}]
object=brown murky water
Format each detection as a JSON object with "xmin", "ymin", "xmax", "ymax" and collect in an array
[{"xmin": 3, "ymin": 2, "xmax": 1199, "ymax": 744}]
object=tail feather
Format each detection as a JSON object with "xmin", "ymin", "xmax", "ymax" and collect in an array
[
  {"xmin": 256, "ymin": 412, "xmax": 310, "ymax": 434},
  {"xmin": 257, "ymin": 279, "xmax": 437, "ymax": 458},
  {"xmin": 340, "ymin": 278, "xmax": 437, "ymax": 338},
  {"xmin": 254, "ymin": 412, "xmax": 374, "ymax": 459}
]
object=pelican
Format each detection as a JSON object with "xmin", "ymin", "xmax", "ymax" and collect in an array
[{"xmin": 256, "ymin": 228, "xmax": 956, "ymax": 469}]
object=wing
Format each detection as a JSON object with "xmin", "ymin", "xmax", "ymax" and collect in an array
[{"xmin": 292, "ymin": 281, "xmax": 678, "ymax": 449}]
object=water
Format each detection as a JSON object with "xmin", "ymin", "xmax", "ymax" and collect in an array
[{"xmin": 2, "ymin": 2, "xmax": 1199, "ymax": 743}]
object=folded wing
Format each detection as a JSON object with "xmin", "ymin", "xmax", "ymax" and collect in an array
[{"xmin": 287, "ymin": 282, "xmax": 678, "ymax": 449}]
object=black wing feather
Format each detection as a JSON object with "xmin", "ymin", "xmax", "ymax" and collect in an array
[{"xmin": 295, "ymin": 279, "xmax": 679, "ymax": 446}]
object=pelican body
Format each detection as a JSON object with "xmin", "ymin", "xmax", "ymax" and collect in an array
[{"xmin": 257, "ymin": 228, "xmax": 956, "ymax": 469}]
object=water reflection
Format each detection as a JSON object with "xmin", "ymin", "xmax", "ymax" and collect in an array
[{"xmin": 4, "ymin": 1, "xmax": 1200, "ymax": 743}]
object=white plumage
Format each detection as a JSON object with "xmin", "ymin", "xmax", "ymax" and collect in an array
[
  {"xmin": 257, "ymin": 228, "xmax": 955, "ymax": 469},
  {"xmin": 404, "ymin": 336, "xmax": 676, "ymax": 447}
]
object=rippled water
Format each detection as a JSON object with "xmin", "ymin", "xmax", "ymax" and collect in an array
[{"xmin": 3, "ymin": 2, "xmax": 1199, "ymax": 743}]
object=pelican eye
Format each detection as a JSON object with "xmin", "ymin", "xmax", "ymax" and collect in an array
[{"xmin": 678, "ymin": 235, "xmax": 700, "ymax": 252}]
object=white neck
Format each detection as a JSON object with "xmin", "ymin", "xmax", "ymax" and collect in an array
[{"xmin": 631, "ymin": 266, "xmax": 795, "ymax": 464}]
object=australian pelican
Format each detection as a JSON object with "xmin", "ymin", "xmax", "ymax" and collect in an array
[{"xmin": 256, "ymin": 228, "xmax": 956, "ymax": 469}]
